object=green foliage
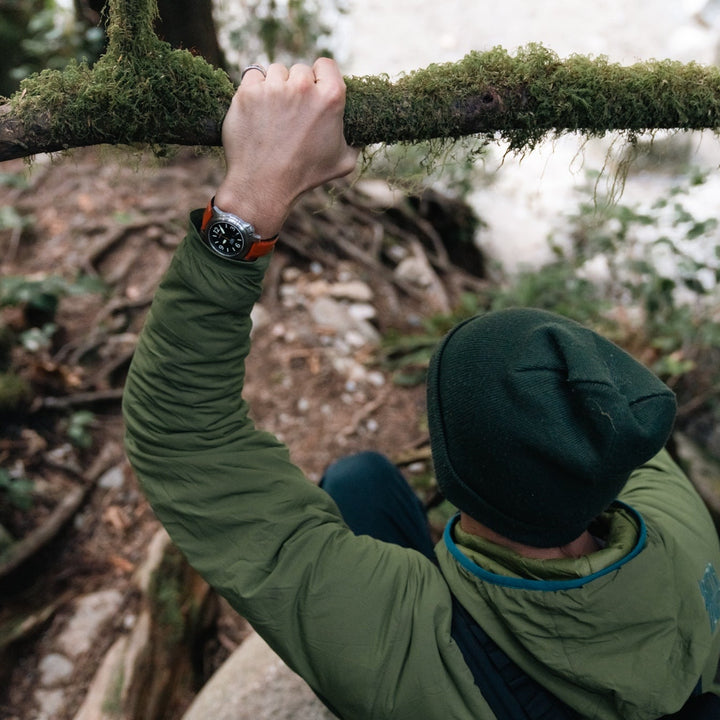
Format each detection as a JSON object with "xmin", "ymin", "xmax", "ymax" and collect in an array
[
  {"xmin": 228, "ymin": 0, "xmax": 347, "ymax": 67},
  {"xmin": 381, "ymin": 169, "xmax": 720, "ymax": 391},
  {"xmin": 565, "ymin": 171, "xmax": 720, "ymax": 377},
  {"xmin": 0, "ymin": 206, "xmax": 32, "ymax": 233},
  {"xmin": 0, "ymin": 0, "xmax": 104, "ymax": 97},
  {"xmin": 381, "ymin": 293, "xmax": 485, "ymax": 386},
  {"xmin": 0, "ymin": 468, "xmax": 34, "ymax": 512},
  {"xmin": 66, "ymin": 410, "xmax": 96, "ymax": 448},
  {"xmin": 0, "ymin": 274, "xmax": 105, "ymax": 316}
]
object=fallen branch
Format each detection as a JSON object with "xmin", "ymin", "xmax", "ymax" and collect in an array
[
  {"xmin": 1, "ymin": 0, "xmax": 720, "ymax": 160},
  {"xmin": 39, "ymin": 388, "xmax": 125, "ymax": 409},
  {"xmin": 0, "ymin": 442, "xmax": 120, "ymax": 577}
]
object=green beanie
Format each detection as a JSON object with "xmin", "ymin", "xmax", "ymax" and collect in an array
[{"xmin": 427, "ymin": 308, "xmax": 677, "ymax": 548}]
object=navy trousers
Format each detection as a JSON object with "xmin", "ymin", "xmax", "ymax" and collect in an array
[{"xmin": 320, "ymin": 451, "xmax": 436, "ymax": 560}]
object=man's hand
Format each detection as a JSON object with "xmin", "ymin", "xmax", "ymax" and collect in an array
[{"xmin": 214, "ymin": 58, "xmax": 359, "ymax": 239}]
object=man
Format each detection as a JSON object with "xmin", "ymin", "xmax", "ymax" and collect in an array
[{"xmin": 122, "ymin": 58, "xmax": 720, "ymax": 719}]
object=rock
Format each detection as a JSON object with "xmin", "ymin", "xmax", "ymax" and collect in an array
[
  {"xmin": 328, "ymin": 280, "xmax": 374, "ymax": 303},
  {"xmin": 98, "ymin": 465, "xmax": 125, "ymax": 490},
  {"xmin": 394, "ymin": 256, "xmax": 435, "ymax": 289},
  {"xmin": 72, "ymin": 635, "xmax": 129, "ymax": 720},
  {"xmin": 182, "ymin": 631, "xmax": 336, "ymax": 720},
  {"xmin": 347, "ymin": 302, "xmax": 377, "ymax": 322},
  {"xmin": 35, "ymin": 688, "xmax": 66, "ymax": 720},
  {"xmin": 393, "ymin": 243, "xmax": 450, "ymax": 313},
  {"xmin": 309, "ymin": 297, "xmax": 380, "ymax": 347},
  {"xmin": 56, "ymin": 589, "xmax": 124, "ymax": 658},
  {"xmin": 38, "ymin": 653, "xmax": 74, "ymax": 685},
  {"xmin": 73, "ymin": 528, "xmax": 216, "ymax": 720}
]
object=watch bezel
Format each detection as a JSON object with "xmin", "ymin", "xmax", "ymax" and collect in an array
[{"xmin": 203, "ymin": 204, "xmax": 260, "ymax": 261}]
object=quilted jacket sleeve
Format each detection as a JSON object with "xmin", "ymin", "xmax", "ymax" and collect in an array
[{"xmin": 122, "ymin": 213, "xmax": 486, "ymax": 720}]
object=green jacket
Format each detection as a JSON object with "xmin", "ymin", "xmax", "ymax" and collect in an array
[{"xmin": 123, "ymin": 214, "xmax": 720, "ymax": 720}]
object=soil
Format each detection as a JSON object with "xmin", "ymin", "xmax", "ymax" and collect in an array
[{"xmin": 0, "ymin": 147, "xmax": 479, "ymax": 720}]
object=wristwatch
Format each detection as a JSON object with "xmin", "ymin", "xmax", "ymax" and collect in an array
[{"xmin": 200, "ymin": 197, "xmax": 278, "ymax": 262}]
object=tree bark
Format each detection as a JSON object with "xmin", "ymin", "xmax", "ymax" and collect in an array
[
  {"xmin": 156, "ymin": 0, "xmax": 226, "ymax": 69},
  {"xmin": 75, "ymin": 0, "xmax": 227, "ymax": 67}
]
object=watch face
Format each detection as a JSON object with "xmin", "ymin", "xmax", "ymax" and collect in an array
[{"xmin": 207, "ymin": 221, "xmax": 248, "ymax": 258}]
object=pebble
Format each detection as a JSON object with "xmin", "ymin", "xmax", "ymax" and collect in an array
[
  {"xmin": 309, "ymin": 297, "xmax": 380, "ymax": 347},
  {"xmin": 98, "ymin": 465, "xmax": 125, "ymax": 490},
  {"xmin": 56, "ymin": 589, "xmax": 124, "ymax": 658},
  {"xmin": 34, "ymin": 689, "xmax": 65, "ymax": 720},
  {"xmin": 328, "ymin": 280, "xmax": 374, "ymax": 302},
  {"xmin": 38, "ymin": 653, "xmax": 74, "ymax": 685},
  {"xmin": 394, "ymin": 255, "xmax": 435, "ymax": 289},
  {"xmin": 347, "ymin": 303, "xmax": 377, "ymax": 322}
]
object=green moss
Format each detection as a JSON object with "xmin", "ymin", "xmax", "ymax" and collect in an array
[
  {"xmin": 0, "ymin": 372, "xmax": 32, "ymax": 413},
  {"xmin": 9, "ymin": 0, "xmax": 234, "ymax": 152},
  {"xmin": 6, "ymin": 1, "xmax": 720, "ymax": 158},
  {"xmin": 148, "ymin": 543, "xmax": 186, "ymax": 649},
  {"xmin": 344, "ymin": 44, "xmax": 720, "ymax": 151}
]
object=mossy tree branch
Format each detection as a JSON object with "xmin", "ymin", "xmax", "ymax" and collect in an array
[{"xmin": 2, "ymin": 0, "xmax": 720, "ymax": 162}]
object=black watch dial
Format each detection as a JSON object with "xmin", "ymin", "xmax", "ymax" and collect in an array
[{"xmin": 207, "ymin": 221, "xmax": 248, "ymax": 258}]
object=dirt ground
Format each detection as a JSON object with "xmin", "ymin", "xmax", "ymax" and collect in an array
[{"xmin": 0, "ymin": 146, "xmax": 477, "ymax": 719}]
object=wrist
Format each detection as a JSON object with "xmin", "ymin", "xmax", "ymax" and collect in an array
[{"xmin": 214, "ymin": 180, "xmax": 291, "ymax": 240}]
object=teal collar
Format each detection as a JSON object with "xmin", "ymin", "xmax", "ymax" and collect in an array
[{"xmin": 443, "ymin": 502, "xmax": 647, "ymax": 591}]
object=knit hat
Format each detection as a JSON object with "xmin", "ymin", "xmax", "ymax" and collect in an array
[{"xmin": 427, "ymin": 308, "xmax": 676, "ymax": 548}]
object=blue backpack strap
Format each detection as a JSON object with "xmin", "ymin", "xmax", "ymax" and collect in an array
[{"xmin": 450, "ymin": 596, "xmax": 581, "ymax": 720}]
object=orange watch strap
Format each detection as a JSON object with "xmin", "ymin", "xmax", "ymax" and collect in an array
[
  {"xmin": 244, "ymin": 236, "xmax": 278, "ymax": 260},
  {"xmin": 201, "ymin": 198, "xmax": 214, "ymax": 232}
]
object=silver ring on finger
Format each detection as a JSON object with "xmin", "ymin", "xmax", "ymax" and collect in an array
[{"xmin": 241, "ymin": 64, "xmax": 267, "ymax": 80}]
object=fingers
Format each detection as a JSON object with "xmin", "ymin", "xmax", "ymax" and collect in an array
[
  {"xmin": 312, "ymin": 57, "xmax": 342, "ymax": 84},
  {"xmin": 239, "ymin": 58, "xmax": 342, "ymax": 89},
  {"xmin": 239, "ymin": 64, "xmax": 266, "ymax": 87},
  {"xmin": 288, "ymin": 62, "xmax": 317, "ymax": 87}
]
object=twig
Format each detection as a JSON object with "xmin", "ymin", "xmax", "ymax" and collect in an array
[
  {"xmin": 0, "ymin": 443, "xmax": 120, "ymax": 577},
  {"xmin": 39, "ymin": 388, "xmax": 125, "ymax": 410}
]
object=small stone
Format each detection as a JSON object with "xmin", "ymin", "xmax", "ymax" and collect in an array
[
  {"xmin": 328, "ymin": 281, "xmax": 374, "ymax": 303},
  {"xmin": 56, "ymin": 589, "xmax": 124, "ymax": 659},
  {"xmin": 98, "ymin": 465, "xmax": 125, "ymax": 490},
  {"xmin": 39, "ymin": 653, "xmax": 74, "ymax": 686},
  {"xmin": 34, "ymin": 688, "xmax": 65, "ymax": 720},
  {"xmin": 347, "ymin": 303, "xmax": 377, "ymax": 321},
  {"xmin": 367, "ymin": 371, "xmax": 386, "ymax": 387},
  {"xmin": 281, "ymin": 267, "xmax": 302, "ymax": 282},
  {"xmin": 394, "ymin": 256, "xmax": 434, "ymax": 288},
  {"xmin": 309, "ymin": 297, "xmax": 347, "ymax": 331},
  {"xmin": 304, "ymin": 279, "xmax": 331, "ymax": 298},
  {"xmin": 345, "ymin": 330, "xmax": 367, "ymax": 348}
]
